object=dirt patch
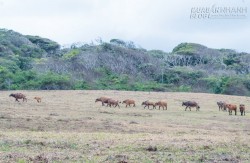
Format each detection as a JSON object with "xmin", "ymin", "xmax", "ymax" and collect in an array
[
  {"xmin": 146, "ymin": 145, "xmax": 157, "ymax": 152},
  {"xmin": 99, "ymin": 111, "xmax": 114, "ymax": 114},
  {"xmin": 126, "ymin": 113, "xmax": 152, "ymax": 117}
]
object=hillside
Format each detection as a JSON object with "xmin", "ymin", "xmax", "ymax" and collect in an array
[{"xmin": 0, "ymin": 28, "xmax": 250, "ymax": 95}]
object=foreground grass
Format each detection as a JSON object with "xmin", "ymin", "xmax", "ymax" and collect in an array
[
  {"xmin": 0, "ymin": 90, "xmax": 250, "ymax": 162},
  {"xmin": 1, "ymin": 129, "xmax": 250, "ymax": 162}
]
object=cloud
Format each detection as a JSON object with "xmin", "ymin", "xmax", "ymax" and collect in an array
[{"xmin": 0, "ymin": 0, "xmax": 249, "ymax": 52}]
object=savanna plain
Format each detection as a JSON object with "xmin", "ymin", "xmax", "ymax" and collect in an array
[{"xmin": 0, "ymin": 90, "xmax": 250, "ymax": 163}]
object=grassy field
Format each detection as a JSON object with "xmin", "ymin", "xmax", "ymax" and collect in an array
[{"xmin": 0, "ymin": 90, "xmax": 250, "ymax": 163}]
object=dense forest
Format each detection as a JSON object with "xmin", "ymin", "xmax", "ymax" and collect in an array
[{"xmin": 0, "ymin": 28, "xmax": 250, "ymax": 96}]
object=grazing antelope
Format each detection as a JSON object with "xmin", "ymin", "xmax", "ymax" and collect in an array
[
  {"xmin": 155, "ymin": 101, "xmax": 167, "ymax": 110},
  {"xmin": 122, "ymin": 99, "xmax": 136, "ymax": 107},
  {"xmin": 107, "ymin": 99, "xmax": 121, "ymax": 108},
  {"xmin": 182, "ymin": 101, "xmax": 200, "ymax": 111},
  {"xmin": 225, "ymin": 104, "xmax": 237, "ymax": 115},
  {"xmin": 239, "ymin": 104, "xmax": 245, "ymax": 116},
  {"xmin": 217, "ymin": 101, "xmax": 227, "ymax": 111},
  {"xmin": 95, "ymin": 97, "xmax": 111, "ymax": 106},
  {"xmin": 142, "ymin": 101, "xmax": 156, "ymax": 109},
  {"xmin": 34, "ymin": 97, "xmax": 42, "ymax": 103},
  {"xmin": 9, "ymin": 93, "xmax": 27, "ymax": 102}
]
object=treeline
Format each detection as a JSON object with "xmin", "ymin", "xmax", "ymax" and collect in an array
[{"xmin": 0, "ymin": 28, "xmax": 250, "ymax": 96}]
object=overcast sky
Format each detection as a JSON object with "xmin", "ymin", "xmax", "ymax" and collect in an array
[{"xmin": 0, "ymin": 0, "xmax": 249, "ymax": 52}]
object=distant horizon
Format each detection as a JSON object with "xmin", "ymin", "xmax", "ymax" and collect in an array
[
  {"xmin": 0, "ymin": 0, "xmax": 249, "ymax": 53},
  {"xmin": 1, "ymin": 27, "xmax": 249, "ymax": 54},
  {"xmin": 3, "ymin": 27, "xmax": 249, "ymax": 54}
]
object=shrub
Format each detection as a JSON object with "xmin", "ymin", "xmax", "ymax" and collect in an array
[
  {"xmin": 62, "ymin": 49, "xmax": 81, "ymax": 60},
  {"xmin": 175, "ymin": 85, "xmax": 192, "ymax": 92},
  {"xmin": 16, "ymin": 56, "xmax": 33, "ymax": 70},
  {"xmin": 38, "ymin": 72, "xmax": 71, "ymax": 90},
  {"xmin": 73, "ymin": 80, "xmax": 90, "ymax": 90}
]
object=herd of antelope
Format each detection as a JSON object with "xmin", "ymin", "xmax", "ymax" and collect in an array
[
  {"xmin": 217, "ymin": 101, "xmax": 245, "ymax": 116},
  {"xmin": 7, "ymin": 93, "xmax": 246, "ymax": 116},
  {"xmin": 95, "ymin": 96, "xmax": 246, "ymax": 116}
]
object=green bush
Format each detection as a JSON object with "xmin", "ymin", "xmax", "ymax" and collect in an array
[
  {"xmin": 203, "ymin": 76, "xmax": 229, "ymax": 94},
  {"xmin": 0, "ymin": 58, "xmax": 20, "ymax": 73},
  {"xmin": 26, "ymin": 35, "xmax": 60, "ymax": 56},
  {"xmin": 220, "ymin": 77, "xmax": 249, "ymax": 96},
  {"xmin": 175, "ymin": 85, "xmax": 192, "ymax": 92},
  {"xmin": 132, "ymin": 82, "xmax": 165, "ymax": 91},
  {"xmin": 95, "ymin": 73, "xmax": 130, "ymax": 90},
  {"xmin": 16, "ymin": 56, "xmax": 33, "ymax": 70},
  {"xmin": 0, "ymin": 70, "xmax": 38, "ymax": 90},
  {"xmin": 62, "ymin": 49, "xmax": 80, "ymax": 60},
  {"xmin": 38, "ymin": 72, "xmax": 71, "ymax": 90},
  {"xmin": 223, "ymin": 54, "xmax": 240, "ymax": 66},
  {"xmin": 156, "ymin": 68, "xmax": 204, "ymax": 86},
  {"xmin": 73, "ymin": 80, "xmax": 90, "ymax": 90},
  {"xmin": 172, "ymin": 43, "xmax": 207, "ymax": 56},
  {"xmin": 202, "ymin": 76, "xmax": 250, "ymax": 95}
]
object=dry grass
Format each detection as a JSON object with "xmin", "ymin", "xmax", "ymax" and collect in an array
[{"xmin": 0, "ymin": 90, "xmax": 250, "ymax": 162}]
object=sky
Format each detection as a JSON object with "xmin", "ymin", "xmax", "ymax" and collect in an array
[{"xmin": 0, "ymin": 0, "xmax": 249, "ymax": 52}]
